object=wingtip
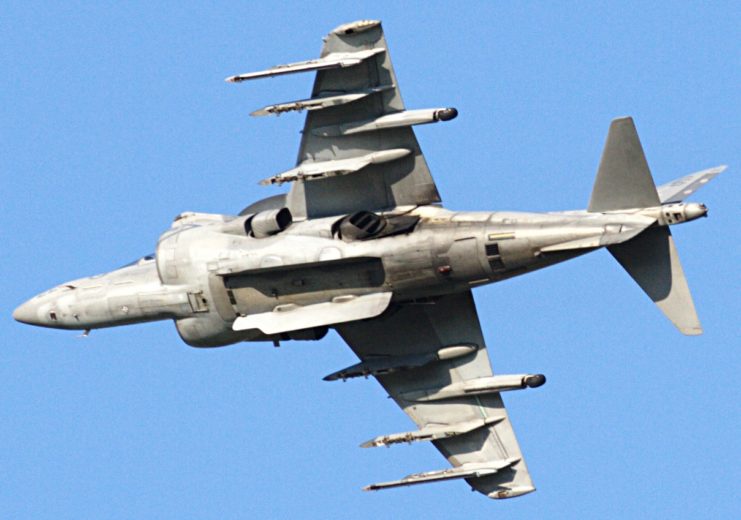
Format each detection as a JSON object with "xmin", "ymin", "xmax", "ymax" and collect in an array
[
  {"xmin": 487, "ymin": 485, "xmax": 536, "ymax": 499},
  {"xmin": 680, "ymin": 326, "xmax": 703, "ymax": 336},
  {"xmin": 330, "ymin": 20, "xmax": 381, "ymax": 36},
  {"xmin": 611, "ymin": 115, "xmax": 634, "ymax": 124}
]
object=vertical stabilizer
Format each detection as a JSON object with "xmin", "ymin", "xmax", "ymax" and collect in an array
[
  {"xmin": 588, "ymin": 117, "xmax": 661, "ymax": 212},
  {"xmin": 608, "ymin": 227, "xmax": 702, "ymax": 335}
]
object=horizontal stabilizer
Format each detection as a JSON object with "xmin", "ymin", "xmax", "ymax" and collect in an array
[
  {"xmin": 363, "ymin": 458, "xmax": 520, "ymax": 491},
  {"xmin": 260, "ymin": 148, "xmax": 411, "ymax": 185},
  {"xmin": 232, "ymin": 292, "xmax": 392, "ymax": 334},
  {"xmin": 588, "ymin": 117, "xmax": 660, "ymax": 212},
  {"xmin": 360, "ymin": 417, "xmax": 505, "ymax": 448},
  {"xmin": 657, "ymin": 165, "xmax": 727, "ymax": 203},
  {"xmin": 609, "ymin": 226, "xmax": 702, "ymax": 335},
  {"xmin": 226, "ymin": 48, "xmax": 385, "ymax": 83},
  {"xmin": 250, "ymin": 86, "xmax": 394, "ymax": 116}
]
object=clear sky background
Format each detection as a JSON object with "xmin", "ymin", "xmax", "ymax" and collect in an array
[{"xmin": 2, "ymin": 2, "xmax": 739, "ymax": 519}]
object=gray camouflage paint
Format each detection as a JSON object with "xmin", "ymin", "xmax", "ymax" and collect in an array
[{"xmin": 13, "ymin": 19, "xmax": 723, "ymax": 500}]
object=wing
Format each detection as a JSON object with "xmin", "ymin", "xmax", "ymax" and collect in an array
[
  {"xmin": 332, "ymin": 291, "xmax": 539, "ymax": 499},
  {"xmin": 228, "ymin": 20, "xmax": 456, "ymax": 219}
]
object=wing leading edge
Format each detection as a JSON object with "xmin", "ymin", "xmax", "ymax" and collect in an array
[{"xmin": 334, "ymin": 291, "xmax": 539, "ymax": 499}]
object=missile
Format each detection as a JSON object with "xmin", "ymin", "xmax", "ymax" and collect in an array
[
  {"xmin": 312, "ymin": 108, "xmax": 458, "ymax": 137},
  {"xmin": 363, "ymin": 458, "xmax": 520, "ymax": 491},
  {"xmin": 261, "ymin": 148, "xmax": 411, "ymax": 186},
  {"xmin": 401, "ymin": 373, "xmax": 546, "ymax": 402},
  {"xmin": 250, "ymin": 85, "xmax": 394, "ymax": 116},
  {"xmin": 360, "ymin": 416, "xmax": 504, "ymax": 448},
  {"xmin": 225, "ymin": 48, "xmax": 385, "ymax": 83}
]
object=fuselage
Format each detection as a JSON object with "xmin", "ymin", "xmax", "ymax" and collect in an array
[{"xmin": 13, "ymin": 202, "xmax": 706, "ymax": 346}]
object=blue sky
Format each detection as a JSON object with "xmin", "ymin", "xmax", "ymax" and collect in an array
[{"xmin": 2, "ymin": 2, "xmax": 739, "ymax": 518}]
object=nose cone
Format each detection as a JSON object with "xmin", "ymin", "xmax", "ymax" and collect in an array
[
  {"xmin": 13, "ymin": 299, "xmax": 42, "ymax": 326},
  {"xmin": 14, "ymin": 283, "xmax": 83, "ymax": 329}
]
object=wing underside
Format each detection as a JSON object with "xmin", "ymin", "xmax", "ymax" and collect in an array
[
  {"xmin": 229, "ymin": 20, "xmax": 534, "ymax": 498},
  {"xmin": 334, "ymin": 291, "xmax": 537, "ymax": 499},
  {"xmin": 228, "ymin": 20, "xmax": 454, "ymax": 219}
]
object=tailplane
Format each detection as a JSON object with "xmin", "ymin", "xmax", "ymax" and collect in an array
[
  {"xmin": 608, "ymin": 227, "xmax": 702, "ymax": 335},
  {"xmin": 656, "ymin": 165, "xmax": 727, "ymax": 203}
]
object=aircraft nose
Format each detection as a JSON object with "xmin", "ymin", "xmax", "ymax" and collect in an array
[{"xmin": 13, "ymin": 298, "xmax": 42, "ymax": 325}]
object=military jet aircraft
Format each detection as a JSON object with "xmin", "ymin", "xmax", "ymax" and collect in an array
[{"xmin": 13, "ymin": 20, "xmax": 724, "ymax": 499}]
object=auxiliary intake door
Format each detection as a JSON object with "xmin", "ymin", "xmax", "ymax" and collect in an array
[
  {"xmin": 187, "ymin": 291, "xmax": 209, "ymax": 313},
  {"xmin": 441, "ymin": 236, "xmax": 487, "ymax": 281}
]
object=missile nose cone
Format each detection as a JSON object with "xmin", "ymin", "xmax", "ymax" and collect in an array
[
  {"xmin": 13, "ymin": 299, "xmax": 41, "ymax": 326},
  {"xmin": 435, "ymin": 107, "xmax": 458, "ymax": 121},
  {"xmin": 523, "ymin": 374, "xmax": 546, "ymax": 388}
]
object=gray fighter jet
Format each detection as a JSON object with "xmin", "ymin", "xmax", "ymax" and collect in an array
[{"xmin": 13, "ymin": 20, "xmax": 725, "ymax": 499}]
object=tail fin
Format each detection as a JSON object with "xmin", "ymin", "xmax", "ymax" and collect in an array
[{"xmin": 588, "ymin": 117, "xmax": 660, "ymax": 212}]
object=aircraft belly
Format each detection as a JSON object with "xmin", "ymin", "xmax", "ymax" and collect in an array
[
  {"xmin": 224, "ymin": 256, "xmax": 387, "ymax": 317},
  {"xmin": 384, "ymin": 246, "xmax": 437, "ymax": 289},
  {"xmin": 12, "ymin": 17, "xmax": 725, "ymax": 503}
]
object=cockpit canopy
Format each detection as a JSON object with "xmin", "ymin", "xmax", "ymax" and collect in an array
[{"xmin": 120, "ymin": 254, "xmax": 156, "ymax": 269}]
